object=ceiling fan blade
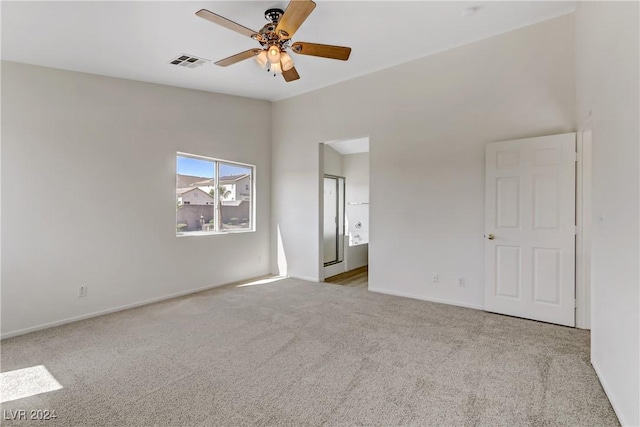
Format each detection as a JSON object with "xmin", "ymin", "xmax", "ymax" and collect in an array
[
  {"xmin": 215, "ymin": 49, "xmax": 261, "ymax": 67},
  {"xmin": 196, "ymin": 9, "xmax": 259, "ymax": 39},
  {"xmin": 291, "ymin": 42, "xmax": 351, "ymax": 61},
  {"xmin": 282, "ymin": 67, "xmax": 300, "ymax": 82},
  {"xmin": 275, "ymin": 0, "xmax": 316, "ymax": 39}
]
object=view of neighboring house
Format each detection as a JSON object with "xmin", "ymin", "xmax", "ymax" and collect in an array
[
  {"xmin": 220, "ymin": 174, "xmax": 251, "ymax": 202},
  {"xmin": 181, "ymin": 174, "xmax": 251, "ymax": 202},
  {"xmin": 176, "ymin": 174, "xmax": 251, "ymax": 232},
  {"xmin": 176, "ymin": 173, "xmax": 208, "ymax": 188},
  {"xmin": 176, "ymin": 187, "xmax": 215, "ymax": 206}
]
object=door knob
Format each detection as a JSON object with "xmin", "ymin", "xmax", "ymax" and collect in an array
[{"xmin": 485, "ymin": 234, "xmax": 495, "ymax": 240}]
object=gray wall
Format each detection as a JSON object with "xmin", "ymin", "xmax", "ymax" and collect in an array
[
  {"xmin": 1, "ymin": 61, "xmax": 271, "ymax": 336},
  {"xmin": 176, "ymin": 203, "xmax": 251, "ymax": 231},
  {"xmin": 221, "ymin": 202, "xmax": 250, "ymax": 225},
  {"xmin": 271, "ymin": 14, "xmax": 576, "ymax": 307},
  {"xmin": 176, "ymin": 205, "xmax": 214, "ymax": 231},
  {"xmin": 575, "ymin": 2, "xmax": 639, "ymax": 424},
  {"xmin": 343, "ymin": 152, "xmax": 369, "ymax": 270}
]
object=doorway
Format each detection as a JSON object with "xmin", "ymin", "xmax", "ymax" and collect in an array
[{"xmin": 320, "ymin": 138, "xmax": 370, "ymax": 282}]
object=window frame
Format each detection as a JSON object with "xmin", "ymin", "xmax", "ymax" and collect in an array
[{"xmin": 176, "ymin": 152, "xmax": 256, "ymax": 237}]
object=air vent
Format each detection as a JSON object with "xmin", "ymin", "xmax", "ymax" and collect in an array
[{"xmin": 169, "ymin": 54, "xmax": 210, "ymax": 69}]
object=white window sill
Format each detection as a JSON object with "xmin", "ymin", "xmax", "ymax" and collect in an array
[{"xmin": 176, "ymin": 229, "xmax": 255, "ymax": 237}]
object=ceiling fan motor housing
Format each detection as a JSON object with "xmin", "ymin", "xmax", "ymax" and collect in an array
[
  {"xmin": 258, "ymin": 9, "xmax": 291, "ymax": 50},
  {"xmin": 265, "ymin": 8, "xmax": 284, "ymax": 24}
]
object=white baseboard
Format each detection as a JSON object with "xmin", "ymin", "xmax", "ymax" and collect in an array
[
  {"xmin": 287, "ymin": 274, "xmax": 320, "ymax": 283},
  {"xmin": 591, "ymin": 360, "xmax": 627, "ymax": 426},
  {"xmin": 368, "ymin": 287, "xmax": 485, "ymax": 311},
  {"xmin": 1, "ymin": 275, "xmax": 268, "ymax": 340}
]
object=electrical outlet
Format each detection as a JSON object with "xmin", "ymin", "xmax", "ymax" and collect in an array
[
  {"xmin": 458, "ymin": 278, "xmax": 465, "ymax": 287},
  {"xmin": 432, "ymin": 273, "xmax": 439, "ymax": 283},
  {"xmin": 78, "ymin": 285, "xmax": 87, "ymax": 297}
]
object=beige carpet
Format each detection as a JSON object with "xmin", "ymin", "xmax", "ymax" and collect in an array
[{"xmin": 1, "ymin": 278, "xmax": 618, "ymax": 426}]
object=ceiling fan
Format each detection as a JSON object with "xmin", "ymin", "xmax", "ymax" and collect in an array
[{"xmin": 195, "ymin": 0, "xmax": 351, "ymax": 82}]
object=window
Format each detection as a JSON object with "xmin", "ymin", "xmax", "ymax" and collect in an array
[{"xmin": 176, "ymin": 153, "xmax": 254, "ymax": 235}]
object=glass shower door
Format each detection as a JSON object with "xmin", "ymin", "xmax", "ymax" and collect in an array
[{"xmin": 324, "ymin": 175, "xmax": 345, "ymax": 266}]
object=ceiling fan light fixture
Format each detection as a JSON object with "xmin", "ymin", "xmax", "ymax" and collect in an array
[
  {"xmin": 255, "ymin": 50, "xmax": 268, "ymax": 68},
  {"xmin": 267, "ymin": 45, "xmax": 281, "ymax": 64},
  {"xmin": 270, "ymin": 61, "xmax": 283, "ymax": 74},
  {"xmin": 280, "ymin": 52, "xmax": 294, "ymax": 71}
]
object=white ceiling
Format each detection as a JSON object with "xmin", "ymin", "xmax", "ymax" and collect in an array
[
  {"xmin": 327, "ymin": 137, "xmax": 369, "ymax": 155},
  {"xmin": 1, "ymin": 1, "xmax": 576, "ymax": 102}
]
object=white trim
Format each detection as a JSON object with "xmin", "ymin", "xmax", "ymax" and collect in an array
[
  {"xmin": 176, "ymin": 151, "xmax": 255, "ymax": 170},
  {"xmin": 0, "ymin": 276, "xmax": 265, "ymax": 340},
  {"xmin": 176, "ymin": 228, "xmax": 255, "ymax": 237},
  {"xmin": 592, "ymin": 360, "xmax": 626, "ymax": 426},
  {"xmin": 318, "ymin": 143, "xmax": 325, "ymax": 282},
  {"xmin": 575, "ymin": 121, "xmax": 593, "ymax": 330},
  {"xmin": 368, "ymin": 287, "xmax": 485, "ymax": 311},
  {"xmin": 324, "ymin": 261, "xmax": 346, "ymax": 279},
  {"xmin": 287, "ymin": 275, "xmax": 321, "ymax": 283}
]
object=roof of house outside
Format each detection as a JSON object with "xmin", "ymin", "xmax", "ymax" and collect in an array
[
  {"xmin": 176, "ymin": 187, "xmax": 213, "ymax": 198},
  {"xmin": 220, "ymin": 174, "xmax": 250, "ymax": 184},
  {"xmin": 176, "ymin": 174, "xmax": 211, "ymax": 188}
]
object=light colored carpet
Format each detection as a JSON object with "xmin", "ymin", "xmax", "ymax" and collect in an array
[{"xmin": 1, "ymin": 278, "xmax": 618, "ymax": 426}]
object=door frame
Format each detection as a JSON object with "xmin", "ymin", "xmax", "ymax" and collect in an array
[
  {"xmin": 323, "ymin": 174, "xmax": 346, "ymax": 267},
  {"xmin": 576, "ymin": 116, "xmax": 593, "ymax": 329}
]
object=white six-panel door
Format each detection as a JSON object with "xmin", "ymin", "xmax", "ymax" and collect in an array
[{"xmin": 484, "ymin": 133, "xmax": 576, "ymax": 327}]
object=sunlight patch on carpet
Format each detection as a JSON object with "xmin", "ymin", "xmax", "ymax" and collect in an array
[
  {"xmin": 236, "ymin": 276, "xmax": 286, "ymax": 287},
  {"xmin": 1, "ymin": 365, "xmax": 62, "ymax": 403}
]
